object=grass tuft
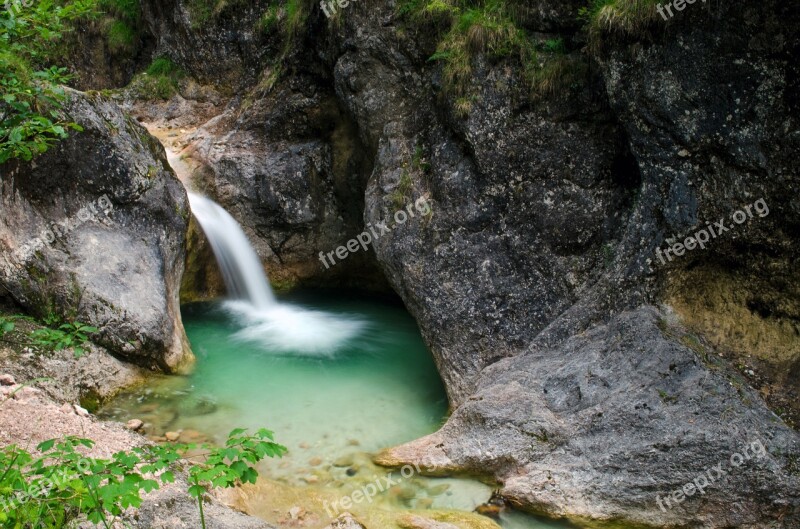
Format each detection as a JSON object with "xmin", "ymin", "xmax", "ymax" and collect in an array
[
  {"xmin": 579, "ymin": 0, "xmax": 664, "ymax": 49},
  {"xmin": 401, "ymin": 0, "xmax": 587, "ymax": 100},
  {"xmin": 127, "ymin": 57, "xmax": 186, "ymax": 100}
]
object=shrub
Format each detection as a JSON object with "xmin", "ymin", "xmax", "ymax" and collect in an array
[
  {"xmin": 0, "ymin": 1, "xmax": 101, "ymax": 163},
  {"xmin": 0, "ymin": 429, "xmax": 286, "ymax": 529}
]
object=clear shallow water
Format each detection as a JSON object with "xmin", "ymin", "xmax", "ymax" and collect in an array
[{"xmin": 99, "ymin": 290, "xmax": 579, "ymax": 529}]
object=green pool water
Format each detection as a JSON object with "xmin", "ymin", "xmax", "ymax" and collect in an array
[{"xmin": 99, "ymin": 290, "xmax": 578, "ymax": 529}]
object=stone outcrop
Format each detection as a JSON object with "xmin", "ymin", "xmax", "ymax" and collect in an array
[
  {"xmin": 20, "ymin": 0, "xmax": 793, "ymax": 527},
  {"xmin": 377, "ymin": 307, "xmax": 800, "ymax": 528},
  {"xmin": 0, "ymin": 89, "xmax": 193, "ymax": 373},
  {"xmin": 324, "ymin": 512, "xmax": 367, "ymax": 529}
]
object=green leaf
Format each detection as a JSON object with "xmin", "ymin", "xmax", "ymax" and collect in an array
[
  {"xmin": 187, "ymin": 484, "xmax": 205, "ymax": 498},
  {"xmin": 36, "ymin": 439, "xmax": 56, "ymax": 452}
]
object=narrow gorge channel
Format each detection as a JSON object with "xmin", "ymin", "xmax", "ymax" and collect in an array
[
  {"xmin": 97, "ymin": 136, "xmax": 573, "ymax": 528},
  {"xmin": 1, "ymin": 1, "xmax": 798, "ymax": 529}
]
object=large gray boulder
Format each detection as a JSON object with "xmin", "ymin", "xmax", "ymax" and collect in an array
[
  {"xmin": 377, "ymin": 307, "xmax": 800, "ymax": 527},
  {"xmin": 0, "ymin": 89, "xmax": 193, "ymax": 372}
]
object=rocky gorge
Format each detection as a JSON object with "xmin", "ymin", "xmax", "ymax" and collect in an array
[{"xmin": 0, "ymin": 0, "xmax": 798, "ymax": 528}]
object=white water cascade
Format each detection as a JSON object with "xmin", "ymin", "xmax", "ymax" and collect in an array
[
  {"xmin": 187, "ymin": 193, "xmax": 276, "ymax": 309},
  {"xmin": 187, "ymin": 192, "xmax": 366, "ymax": 356}
]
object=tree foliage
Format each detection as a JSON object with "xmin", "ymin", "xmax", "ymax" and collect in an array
[
  {"xmin": 0, "ymin": 0, "xmax": 100, "ymax": 163},
  {"xmin": 0, "ymin": 429, "xmax": 287, "ymax": 528}
]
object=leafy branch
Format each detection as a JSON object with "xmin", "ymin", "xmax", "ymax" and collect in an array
[{"xmin": 0, "ymin": 428, "xmax": 287, "ymax": 529}]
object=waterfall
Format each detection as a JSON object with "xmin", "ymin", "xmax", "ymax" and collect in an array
[
  {"xmin": 187, "ymin": 192, "xmax": 276, "ymax": 309},
  {"xmin": 186, "ymin": 192, "xmax": 366, "ymax": 356}
]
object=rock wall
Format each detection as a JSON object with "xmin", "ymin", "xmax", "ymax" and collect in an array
[
  {"xmin": 0, "ymin": 90, "xmax": 193, "ymax": 373},
  {"xmin": 92, "ymin": 0, "xmax": 800, "ymax": 526}
]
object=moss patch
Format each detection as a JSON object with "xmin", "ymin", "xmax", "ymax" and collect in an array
[{"xmin": 665, "ymin": 264, "xmax": 800, "ymax": 427}]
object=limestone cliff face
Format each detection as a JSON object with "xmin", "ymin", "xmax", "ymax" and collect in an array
[
  {"xmin": 0, "ymin": 90, "xmax": 193, "ymax": 373},
  {"xmin": 13, "ymin": 0, "xmax": 793, "ymax": 526}
]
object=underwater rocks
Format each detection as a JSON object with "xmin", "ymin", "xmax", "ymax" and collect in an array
[
  {"xmin": 323, "ymin": 512, "xmax": 367, "ymax": 529},
  {"xmin": 0, "ymin": 89, "xmax": 193, "ymax": 373}
]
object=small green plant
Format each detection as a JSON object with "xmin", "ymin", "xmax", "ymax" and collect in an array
[
  {"xmin": 0, "ymin": 317, "xmax": 14, "ymax": 339},
  {"xmin": 658, "ymin": 389, "xmax": 678, "ymax": 404},
  {"xmin": 541, "ymin": 37, "xmax": 566, "ymax": 54},
  {"xmin": 257, "ymin": 5, "xmax": 280, "ymax": 34},
  {"xmin": 531, "ymin": 428, "xmax": 549, "ymax": 442},
  {"xmin": 0, "ymin": 429, "xmax": 286, "ymax": 529},
  {"xmin": 30, "ymin": 321, "xmax": 98, "ymax": 358},
  {"xmin": 401, "ymin": 1, "xmax": 586, "ymax": 98},
  {"xmin": 578, "ymin": 0, "xmax": 663, "ymax": 49},
  {"xmin": 106, "ymin": 19, "xmax": 136, "ymax": 53},
  {"xmin": 390, "ymin": 169, "xmax": 414, "ymax": 209},
  {"xmin": 130, "ymin": 57, "xmax": 186, "ymax": 100},
  {"xmin": 186, "ymin": 428, "xmax": 287, "ymax": 527}
]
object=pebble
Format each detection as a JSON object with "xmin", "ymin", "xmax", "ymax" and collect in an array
[
  {"xmin": 126, "ymin": 419, "xmax": 145, "ymax": 432},
  {"xmin": 309, "ymin": 457, "xmax": 323, "ymax": 466},
  {"xmin": 416, "ymin": 498, "xmax": 434, "ymax": 509},
  {"xmin": 288, "ymin": 506, "xmax": 304, "ymax": 520},
  {"xmin": 179, "ymin": 429, "xmax": 208, "ymax": 444},
  {"xmin": 333, "ymin": 455, "xmax": 354, "ymax": 467},
  {"xmin": 165, "ymin": 431, "xmax": 181, "ymax": 442},
  {"xmin": 346, "ymin": 467, "xmax": 357, "ymax": 477},
  {"xmin": 298, "ymin": 442, "xmax": 310, "ymax": 449},
  {"xmin": 347, "ymin": 439, "xmax": 360, "ymax": 446},
  {"xmin": 392, "ymin": 485, "xmax": 417, "ymax": 502},
  {"xmin": 0, "ymin": 374, "xmax": 16, "ymax": 386},
  {"xmin": 476, "ymin": 503, "xmax": 503, "ymax": 517},
  {"xmin": 301, "ymin": 475, "xmax": 319, "ymax": 484},
  {"xmin": 427, "ymin": 484, "xmax": 450, "ymax": 496},
  {"xmin": 73, "ymin": 404, "xmax": 90, "ymax": 417}
]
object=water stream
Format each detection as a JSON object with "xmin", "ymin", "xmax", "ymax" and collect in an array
[{"xmin": 100, "ymin": 192, "xmax": 578, "ymax": 528}]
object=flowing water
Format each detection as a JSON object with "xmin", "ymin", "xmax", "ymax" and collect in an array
[
  {"xmin": 100, "ymin": 194, "xmax": 578, "ymax": 528},
  {"xmin": 100, "ymin": 292, "xmax": 575, "ymax": 528}
]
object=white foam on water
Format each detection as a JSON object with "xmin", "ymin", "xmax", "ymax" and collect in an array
[{"xmin": 224, "ymin": 300, "xmax": 367, "ymax": 357}]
